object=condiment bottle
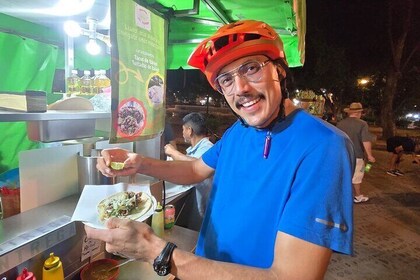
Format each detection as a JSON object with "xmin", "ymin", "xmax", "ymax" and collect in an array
[
  {"xmin": 16, "ymin": 268, "xmax": 36, "ymax": 280},
  {"xmin": 80, "ymin": 70, "xmax": 92, "ymax": 95},
  {"xmin": 66, "ymin": 69, "xmax": 80, "ymax": 95},
  {"xmin": 42, "ymin": 252, "xmax": 64, "ymax": 280},
  {"xmin": 151, "ymin": 202, "xmax": 164, "ymax": 237}
]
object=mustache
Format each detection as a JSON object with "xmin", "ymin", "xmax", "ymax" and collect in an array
[{"xmin": 235, "ymin": 94, "xmax": 265, "ymax": 109}]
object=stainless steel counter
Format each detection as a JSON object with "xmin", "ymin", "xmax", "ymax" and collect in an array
[{"xmin": 0, "ymin": 188, "xmax": 197, "ymax": 279}]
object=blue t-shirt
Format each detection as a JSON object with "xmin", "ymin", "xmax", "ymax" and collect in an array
[{"xmin": 197, "ymin": 109, "xmax": 355, "ymax": 268}]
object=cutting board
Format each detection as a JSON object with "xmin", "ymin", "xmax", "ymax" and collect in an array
[{"xmin": 19, "ymin": 144, "xmax": 83, "ymax": 212}]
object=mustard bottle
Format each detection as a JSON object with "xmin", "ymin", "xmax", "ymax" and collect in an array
[
  {"xmin": 151, "ymin": 202, "xmax": 164, "ymax": 237},
  {"xmin": 42, "ymin": 252, "xmax": 64, "ymax": 280}
]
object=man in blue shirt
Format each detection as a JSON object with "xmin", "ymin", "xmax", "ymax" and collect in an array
[
  {"xmin": 87, "ymin": 20, "xmax": 355, "ymax": 279},
  {"xmin": 164, "ymin": 112, "xmax": 213, "ymax": 230}
]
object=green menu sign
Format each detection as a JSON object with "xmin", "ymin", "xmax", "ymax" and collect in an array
[{"xmin": 110, "ymin": 0, "xmax": 167, "ymax": 143}]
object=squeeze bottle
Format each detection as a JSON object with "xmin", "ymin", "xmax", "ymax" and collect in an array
[
  {"xmin": 42, "ymin": 252, "xmax": 64, "ymax": 280},
  {"xmin": 151, "ymin": 202, "xmax": 164, "ymax": 237},
  {"xmin": 16, "ymin": 268, "xmax": 36, "ymax": 280}
]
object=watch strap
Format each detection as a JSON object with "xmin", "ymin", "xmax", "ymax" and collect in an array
[{"xmin": 153, "ymin": 242, "xmax": 177, "ymax": 276}]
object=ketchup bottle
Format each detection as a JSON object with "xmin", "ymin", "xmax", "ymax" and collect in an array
[{"xmin": 16, "ymin": 268, "xmax": 36, "ymax": 280}]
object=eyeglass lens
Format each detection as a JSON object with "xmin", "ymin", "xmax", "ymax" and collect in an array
[{"xmin": 215, "ymin": 60, "xmax": 268, "ymax": 95}]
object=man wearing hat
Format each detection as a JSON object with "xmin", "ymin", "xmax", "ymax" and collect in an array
[{"xmin": 337, "ymin": 102, "xmax": 376, "ymax": 203}]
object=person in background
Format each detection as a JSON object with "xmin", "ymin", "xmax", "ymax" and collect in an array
[
  {"xmin": 87, "ymin": 20, "xmax": 355, "ymax": 279},
  {"xmin": 160, "ymin": 121, "xmax": 177, "ymax": 160},
  {"xmin": 164, "ymin": 112, "xmax": 214, "ymax": 230},
  {"xmin": 337, "ymin": 102, "xmax": 376, "ymax": 203},
  {"xmin": 386, "ymin": 136, "xmax": 419, "ymax": 176}
]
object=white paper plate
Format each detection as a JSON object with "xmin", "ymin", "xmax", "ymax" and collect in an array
[{"xmin": 71, "ymin": 183, "xmax": 157, "ymax": 229}]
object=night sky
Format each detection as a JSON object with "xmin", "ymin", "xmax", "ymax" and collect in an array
[
  {"xmin": 168, "ymin": 1, "xmax": 418, "ymax": 93},
  {"xmin": 306, "ymin": 0, "xmax": 389, "ymax": 73}
]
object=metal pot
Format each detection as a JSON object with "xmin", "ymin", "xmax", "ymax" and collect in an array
[{"xmin": 77, "ymin": 153, "xmax": 114, "ymax": 192}]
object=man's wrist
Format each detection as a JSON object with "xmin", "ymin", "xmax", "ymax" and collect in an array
[{"xmin": 153, "ymin": 242, "xmax": 177, "ymax": 276}]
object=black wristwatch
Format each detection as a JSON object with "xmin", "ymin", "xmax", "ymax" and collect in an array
[{"xmin": 153, "ymin": 242, "xmax": 177, "ymax": 276}]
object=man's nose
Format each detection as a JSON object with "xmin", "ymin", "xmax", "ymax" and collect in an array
[{"xmin": 232, "ymin": 74, "xmax": 251, "ymax": 95}]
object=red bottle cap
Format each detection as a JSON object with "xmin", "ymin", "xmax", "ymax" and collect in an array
[{"xmin": 16, "ymin": 268, "xmax": 36, "ymax": 280}]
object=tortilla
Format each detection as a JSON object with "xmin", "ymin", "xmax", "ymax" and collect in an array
[{"xmin": 97, "ymin": 191, "xmax": 153, "ymax": 222}]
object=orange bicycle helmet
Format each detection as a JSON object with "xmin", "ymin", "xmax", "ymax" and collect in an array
[{"xmin": 188, "ymin": 20, "xmax": 287, "ymax": 90}]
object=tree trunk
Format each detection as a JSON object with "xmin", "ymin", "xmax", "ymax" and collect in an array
[
  {"xmin": 380, "ymin": 68, "xmax": 397, "ymax": 139},
  {"xmin": 381, "ymin": 0, "xmax": 414, "ymax": 140}
]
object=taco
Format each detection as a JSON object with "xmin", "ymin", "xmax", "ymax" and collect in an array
[{"xmin": 97, "ymin": 191, "xmax": 153, "ymax": 222}]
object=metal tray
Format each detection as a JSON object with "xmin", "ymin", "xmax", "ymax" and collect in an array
[{"xmin": 26, "ymin": 119, "xmax": 95, "ymax": 142}]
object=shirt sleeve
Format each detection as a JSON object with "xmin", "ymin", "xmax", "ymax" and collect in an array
[
  {"xmin": 278, "ymin": 133, "xmax": 355, "ymax": 255},
  {"xmin": 192, "ymin": 140, "xmax": 214, "ymax": 158},
  {"xmin": 360, "ymin": 121, "xmax": 371, "ymax": 142}
]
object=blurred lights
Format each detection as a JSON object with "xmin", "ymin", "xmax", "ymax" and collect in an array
[
  {"xmin": 64, "ymin": 17, "xmax": 111, "ymax": 56},
  {"xmin": 86, "ymin": 39, "xmax": 101, "ymax": 55},
  {"xmin": 358, "ymin": 78, "xmax": 370, "ymax": 86},
  {"xmin": 63, "ymin": 20, "xmax": 82, "ymax": 37}
]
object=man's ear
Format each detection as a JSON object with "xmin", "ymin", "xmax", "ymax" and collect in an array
[{"xmin": 276, "ymin": 65, "xmax": 286, "ymax": 80}]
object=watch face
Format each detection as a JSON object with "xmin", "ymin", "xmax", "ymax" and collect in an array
[{"xmin": 154, "ymin": 263, "xmax": 169, "ymax": 276}]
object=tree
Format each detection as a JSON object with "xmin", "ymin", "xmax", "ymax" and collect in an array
[{"xmin": 381, "ymin": 0, "xmax": 419, "ymax": 139}]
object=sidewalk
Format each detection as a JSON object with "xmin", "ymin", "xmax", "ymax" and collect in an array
[{"xmin": 325, "ymin": 148, "xmax": 420, "ymax": 280}]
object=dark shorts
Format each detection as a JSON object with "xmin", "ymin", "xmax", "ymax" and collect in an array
[{"xmin": 386, "ymin": 137, "xmax": 415, "ymax": 154}]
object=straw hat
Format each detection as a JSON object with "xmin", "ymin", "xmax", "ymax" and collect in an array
[{"xmin": 344, "ymin": 102, "xmax": 364, "ymax": 113}]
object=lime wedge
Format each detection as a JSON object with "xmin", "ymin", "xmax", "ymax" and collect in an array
[{"xmin": 110, "ymin": 162, "xmax": 125, "ymax": 170}]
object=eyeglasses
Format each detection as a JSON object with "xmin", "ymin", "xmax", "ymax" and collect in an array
[{"xmin": 214, "ymin": 60, "xmax": 271, "ymax": 96}]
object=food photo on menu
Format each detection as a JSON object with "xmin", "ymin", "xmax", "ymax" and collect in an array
[
  {"xmin": 117, "ymin": 97, "xmax": 147, "ymax": 137},
  {"xmin": 147, "ymin": 75, "xmax": 164, "ymax": 106}
]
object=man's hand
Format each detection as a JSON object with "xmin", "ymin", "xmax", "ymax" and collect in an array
[
  {"xmin": 164, "ymin": 144, "xmax": 178, "ymax": 158},
  {"xmin": 96, "ymin": 148, "xmax": 143, "ymax": 177},
  {"xmin": 367, "ymin": 155, "xmax": 376, "ymax": 163},
  {"xmin": 85, "ymin": 218, "xmax": 166, "ymax": 263}
]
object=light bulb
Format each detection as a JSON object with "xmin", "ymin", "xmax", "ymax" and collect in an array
[
  {"xmin": 64, "ymin": 20, "xmax": 82, "ymax": 37},
  {"xmin": 86, "ymin": 39, "xmax": 101, "ymax": 55}
]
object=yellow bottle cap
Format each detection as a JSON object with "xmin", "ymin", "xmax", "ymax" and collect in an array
[{"xmin": 44, "ymin": 252, "xmax": 60, "ymax": 269}]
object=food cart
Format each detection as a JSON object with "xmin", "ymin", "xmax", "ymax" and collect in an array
[{"xmin": 0, "ymin": 0, "xmax": 306, "ymax": 278}]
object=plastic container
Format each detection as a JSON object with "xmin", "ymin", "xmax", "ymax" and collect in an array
[
  {"xmin": 80, "ymin": 70, "xmax": 92, "ymax": 95},
  {"xmin": 16, "ymin": 267, "xmax": 36, "ymax": 280},
  {"xmin": 42, "ymin": 252, "xmax": 64, "ymax": 280},
  {"xmin": 66, "ymin": 69, "xmax": 80, "ymax": 95},
  {"xmin": 151, "ymin": 202, "xmax": 164, "ymax": 237},
  {"xmin": 365, "ymin": 162, "xmax": 373, "ymax": 172},
  {"xmin": 91, "ymin": 70, "xmax": 100, "ymax": 94},
  {"xmin": 96, "ymin": 70, "xmax": 111, "ymax": 94}
]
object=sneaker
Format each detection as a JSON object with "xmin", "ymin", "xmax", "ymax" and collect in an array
[
  {"xmin": 354, "ymin": 195, "xmax": 369, "ymax": 203},
  {"xmin": 394, "ymin": 169, "xmax": 404, "ymax": 176},
  {"xmin": 386, "ymin": 170, "xmax": 397, "ymax": 176}
]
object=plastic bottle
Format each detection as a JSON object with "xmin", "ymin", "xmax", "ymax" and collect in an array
[
  {"xmin": 151, "ymin": 202, "xmax": 164, "ymax": 237},
  {"xmin": 91, "ymin": 70, "xmax": 100, "ymax": 94},
  {"xmin": 66, "ymin": 69, "xmax": 80, "ymax": 95},
  {"xmin": 42, "ymin": 252, "xmax": 64, "ymax": 280},
  {"xmin": 80, "ymin": 70, "xmax": 92, "ymax": 95},
  {"xmin": 97, "ymin": 70, "xmax": 111, "ymax": 93},
  {"xmin": 16, "ymin": 267, "xmax": 36, "ymax": 280},
  {"xmin": 365, "ymin": 162, "xmax": 373, "ymax": 172}
]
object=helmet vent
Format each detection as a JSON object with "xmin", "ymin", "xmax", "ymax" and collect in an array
[
  {"xmin": 244, "ymin": 33, "xmax": 261, "ymax": 41},
  {"xmin": 214, "ymin": 35, "xmax": 229, "ymax": 51}
]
